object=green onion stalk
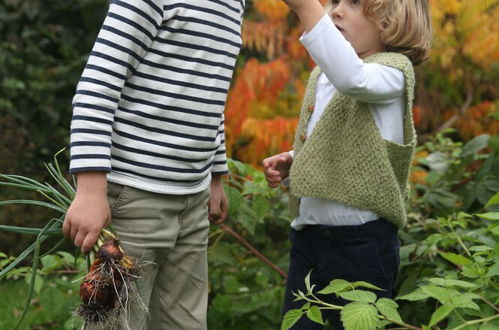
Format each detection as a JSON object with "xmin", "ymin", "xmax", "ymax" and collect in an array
[{"xmin": 0, "ymin": 149, "xmax": 145, "ymax": 329}]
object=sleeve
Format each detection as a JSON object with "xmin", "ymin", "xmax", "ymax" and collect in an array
[
  {"xmin": 211, "ymin": 114, "xmax": 229, "ymax": 175},
  {"xmin": 69, "ymin": 0, "xmax": 164, "ymax": 174},
  {"xmin": 299, "ymin": 14, "xmax": 405, "ymax": 104}
]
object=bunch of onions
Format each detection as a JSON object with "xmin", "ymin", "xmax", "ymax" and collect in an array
[
  {"xmin": 76, "ymin": 229, "xmax": 145, "ymax": 327},
  {"xmin": 0, "ymin": 150, "xmax": 146, "ymax": 329}
]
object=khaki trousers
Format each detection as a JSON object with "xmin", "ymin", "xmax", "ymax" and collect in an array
[{"xmin": 85, "ymin": 182, "xmax": 210, "ymax": 330}]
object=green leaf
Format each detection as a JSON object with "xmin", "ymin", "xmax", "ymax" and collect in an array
[
  {"xmin": 396, "ymin": 288, "xmax": 430, "ymax": 301},
  {"xmin": 428, "ymin": 305, "xmax": 454, "ymax": 327},
  {"xmin": 339, "ymin": 290, "xmax": 377, "ymax": 303},
  {"xmin": 375, "ymin": 298, "xmax": 403, "ymax": 324},
  {"xmin": 426, "ymin": 277, "xmax": 477, "ymax": 289},
  {"xmin": 25, "ymin": 273, "xmax": 44, "ymax": 295},
  {"xmin": 453, "ymin": 292, "xmax": 481, "ymax": 310},
  {"xmin": 340, "ymin": 302, "xmax": 379, "ymax": 330},
  {"xmin": 477, "ymin": 180, "xmax": 499, "ymax": 205},
  {"xmin": 0, "ymin": 225, "xmax": 61, "ymax": 236},
  {"xmin": 40, "ymin": 287, "xmax": 65, "ymax": 313},
  {"xmin": 0, "ymin": 199, "xmax": 66, "ymax": 213},
  {"xmin": 426, "ymin": 151, "xmax": 450, "ymax": 173},
  {"xmin": 486, "ymin": 262, "xmax": 499, "ymax": 277},
  {"xmin": 57, "ymin": 251, "xmax": 76, "ymax": 266},
  {"xmin": 306, "ymin": 306, "xmax": 324, "ymax": 325},
  {"xmin": 292, "ymin": 294, "xmax": 305, "ymax": 302},
  {"xmin": 252, "ymin": 195, "xmax": 270, "ymax": 220},
  {"xmin": 421, "ymin": 285, "xmax": 459, "ymax": 305},
  {"xmin": 318, "ymin": 279, "xmax": 352, "ymax": 295},
  {"xmin": 438, "ymin": 251, "xmax": 472, "ymax": 265},
  {"xmin": 228, "ymin": 159, "xmax": 248, "ymax": 176},
  {"xmin": 40, "ymin": 255, "xmax": 60, "ymax": 273},
  {"xmin": 305, "ymin": 270, "xmax": 312, "ymax": 292},
  {"xmin": 480, "ymin": 322, "xmax": 499, "ymax": 330},
  {"xmin": 486, "ymin": 193, "xmax": 499, "ymax": 208},
  {"xmin": 426, "ymin": 189, "xmax": 458, "ymax": 209},
  {"xmin": 224, "ymin": 185, "xmax": 244, "ymax": 216},
  {"xmin": 476, "ymin": 212, "xmax": 499, "ymax": 221},
  {"xmin": 488, "ymin": 135, "xmax": 499, "ymax": 153},
  {"xmin": 460, "ymin": 135, "xmax": 490, "ymax": 158},
  {"xmin": 352, "ymin": 281, "xmax": 383, "ymax": 291},
  {"xmin": 235, "ymin": 204, "xmax": 258, "ymax": 235},
  {"xmin": 424, "ymin": 233, "xmax": 443, "ymax": 246},
  {"xmin": 281, "ymin": 309, "xmax": 304, "ymax": 330}
]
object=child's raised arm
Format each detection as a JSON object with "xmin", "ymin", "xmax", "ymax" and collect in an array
[
  {"xmin": 284, "ymin": 0, "xmax": 405, "ymax": 103},
  {"xmin": 282, "ymin": 0, "xmax": 326, "ymax": 32}
]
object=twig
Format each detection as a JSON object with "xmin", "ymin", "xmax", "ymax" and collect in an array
[
  {"xmin": 419, "ymin": 89, "xmax": 473, "ymax": 142},
  {"xmin": 219, "ymin": 223, "xmax": 287, "ymax": 279},
  {"xmin": 434, "ymin": 89, "xmax": 473, "ymax": 133}
]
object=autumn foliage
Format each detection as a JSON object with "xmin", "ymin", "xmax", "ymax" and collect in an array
[{"xmin": 224, "ymin": 0, "xmax": 498, "ymax": 168}]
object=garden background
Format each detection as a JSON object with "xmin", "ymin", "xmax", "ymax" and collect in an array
[{"xmin": 0, "ymin": 0, "xmax": 498, "ymax": 329}]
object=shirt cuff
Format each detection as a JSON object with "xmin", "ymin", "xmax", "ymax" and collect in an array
[{"xmin": 299, "ymin": 13, "xmax": 333, "ymax": 48}]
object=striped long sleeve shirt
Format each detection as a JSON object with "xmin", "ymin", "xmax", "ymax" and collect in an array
[{"xmin": 70, "ymin": 0, "xmax": 244, "ymax": 194}]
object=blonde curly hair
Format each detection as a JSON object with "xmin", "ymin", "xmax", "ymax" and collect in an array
[{"xmin": 328, "ymin": 0, "xmax": 432, "ymax": 65}]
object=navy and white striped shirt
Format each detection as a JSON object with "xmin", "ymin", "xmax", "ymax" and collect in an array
[{"xmin": 70, "ymin": 0, "xmax": 244, "ymax": 194}]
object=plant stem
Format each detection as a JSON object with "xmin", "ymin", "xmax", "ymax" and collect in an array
[
  {"xmin": 449, "ymin": 225, "xmax": 471, "ymax": 257},
  {"xmin": 480, "ymin": 297, "xmax": 499, "ymax": 313},
  {"xmin": 450, "ymin": 313, "xmax": 499, "ymax": 330},
  {"xmin": 210, "ymin": 230, "xmax": 225, "ymax": 248},
  {"xmin": 219, "ymin": 223, "xmax": 287, "ymax": 279},
  {"xmin": 380, "ymin": 316, "xmax": 422, "ymax": 330},
  {"xmin": 308, "ymin": 292, "xmax": 344, "ymax": 309},
  {"xmin": 453, "ymin": 309, "xmax": 467, "ymax": 324}
]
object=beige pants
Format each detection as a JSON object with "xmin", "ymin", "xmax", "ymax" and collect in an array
[{"xmin": 85, "ymin": 182, "xmax": 210, "ymax": 330}]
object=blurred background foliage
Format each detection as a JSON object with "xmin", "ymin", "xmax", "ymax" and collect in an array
[{"xmin": 0, "ymin": 0, "xmax": 498, "ymax": 328}]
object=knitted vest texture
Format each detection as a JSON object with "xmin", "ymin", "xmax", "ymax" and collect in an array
[{"xmin": 289, "ymin": 52, "xmax": 416, "ymax": 228}]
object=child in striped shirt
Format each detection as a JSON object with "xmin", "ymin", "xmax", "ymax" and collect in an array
[{"xmin": 62, "ymin": 0, "xmax": 244, "ymax": 328}]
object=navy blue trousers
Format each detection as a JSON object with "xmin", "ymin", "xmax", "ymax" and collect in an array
[{"xmin": 282, "ymin": 219, "xmax": 400, "ymax": 330}]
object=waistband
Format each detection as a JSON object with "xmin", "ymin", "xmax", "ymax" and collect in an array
[{"xmin": 297, "ymin": 219, "xmax": 397, "ymax": 238}]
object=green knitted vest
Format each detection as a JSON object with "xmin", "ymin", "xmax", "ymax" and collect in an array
[{"xmin": 289, "ymin": 52, "xmax": 416, "ymax": 228}]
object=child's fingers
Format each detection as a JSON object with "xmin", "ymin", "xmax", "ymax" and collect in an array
[
  {"xmin": 74, "ymin": 230, "xmax": 86, "ymax": 250},
  {"xmin": 278, "ymin": 153, "xmax": 292, "ymax": 164},
  {"xmin": 81, "ymin": 231, "xmax": 99, "ymax": 254},
  {"xmin": 70, "ymin": 223, "xmax": 79, "ymax": 241},
  {"xmin": 264, "ymin": 168, "xmax": 280, "ymax": 176},
  {"xmin": 265, "ymin": 175, "xmax": 281, "ymax": 187},
  {"xmin": 268, "ymin": 181, "xmax": 279, "ymax": 188},
  {"xmin": 62, "ymin": 216, "xmax": 71, "ymax": 238}
]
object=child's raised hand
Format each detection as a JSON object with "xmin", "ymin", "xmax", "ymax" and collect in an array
[{"xmin": 262, "ymin": 152, "xmax": 293, "ymax": 188}]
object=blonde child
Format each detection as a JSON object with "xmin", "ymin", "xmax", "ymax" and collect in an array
[{"xmin": 263, "ymin": 0, "xmax": 431, "ymax": 328}]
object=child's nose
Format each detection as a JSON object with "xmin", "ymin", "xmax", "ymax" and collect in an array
[{"xmin": 331, "ymin": 2, "xmax": 345, "ymax": 19}]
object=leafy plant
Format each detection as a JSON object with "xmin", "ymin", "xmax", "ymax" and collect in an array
[
  {"xmin": 0, "ymin": 251, "xmax": 86, "ymax": 330},
  {"xmin": 207, "ymin": 159, "xmax": 292, "ymax": 329},
  {"xmin": 282, "ymin": 193, "xmax": 499, "ymax": 330}
]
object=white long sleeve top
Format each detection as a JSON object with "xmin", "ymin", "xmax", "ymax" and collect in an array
[{"xmin": 291, "ymin": 14, "xmax": 406, "ymax": 229}]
